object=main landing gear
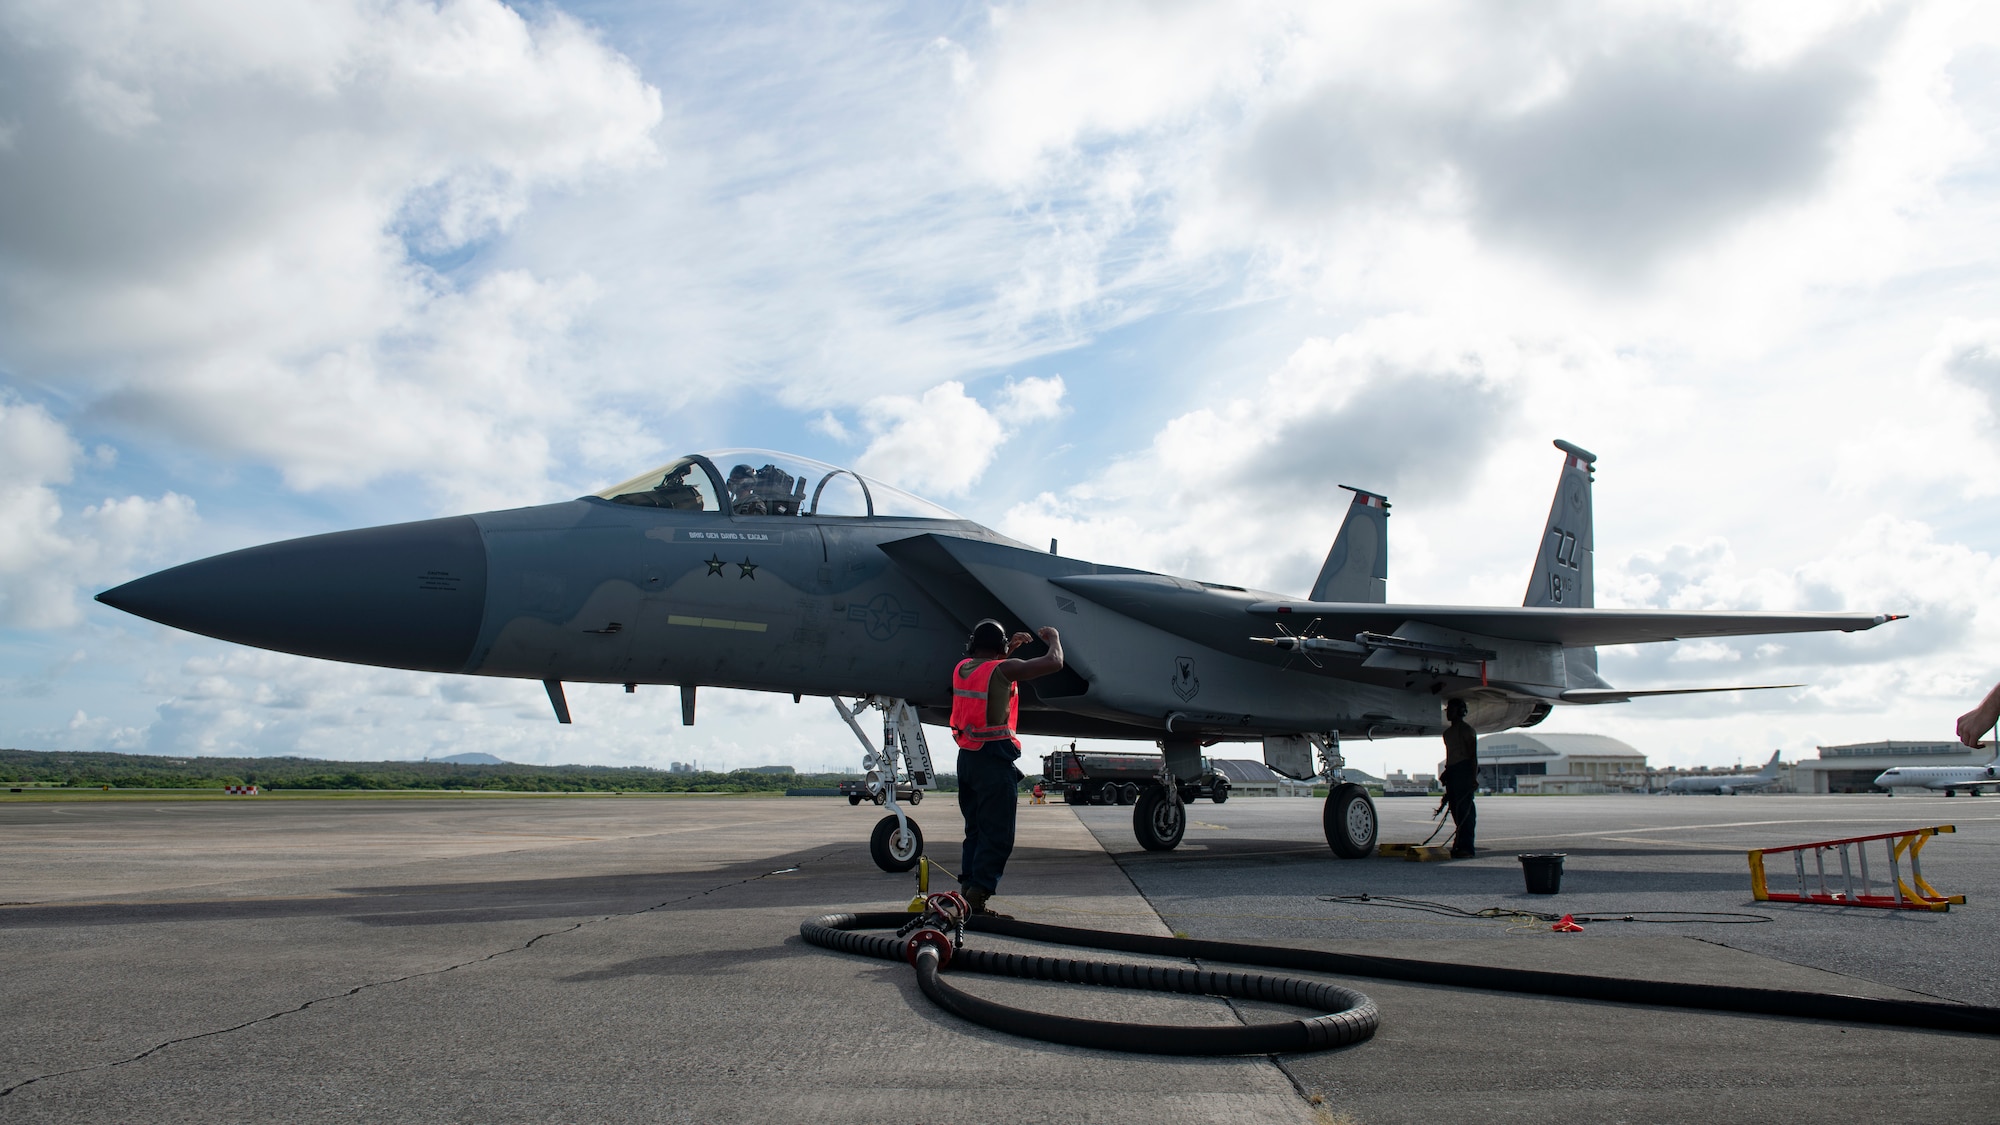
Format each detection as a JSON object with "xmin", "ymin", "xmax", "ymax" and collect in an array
[{"xmin": 834, "ymin": 696, "xmax": 936, "ymax": 872}]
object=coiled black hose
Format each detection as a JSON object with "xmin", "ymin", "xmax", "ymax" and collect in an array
[
  {"xmin": 800, "ymin": 911, "xmax": 1379, "ymax": 1054},
  {"xmin": 973, "ymin": 915, "xmax": 2000, "ymax": 1037},
  {"xmin": 803, "ymin": 911, "xmax": 2000, "ymax": 1050}
]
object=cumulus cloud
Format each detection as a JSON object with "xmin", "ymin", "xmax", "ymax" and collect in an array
[
  {"xmin": 853, "ymin": 376, "xmax": 1067, "ymax": 497},
  {"xmin": 1237, "ymin": 22, "xmax": 1871, "ymax": 279},
  {"xmin": 1001, "ymin": 319, "xmax": 1527, "ymax": 590},
  {"xmin": 0, "ymin": 0, "xmax": 660, "ymax": 504},
  {"xmin": 0, "ymin": 399, "xmax": 196, "ymax": 628}
]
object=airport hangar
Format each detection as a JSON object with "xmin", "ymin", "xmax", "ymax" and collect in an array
[
  {"xmin": 1469, "ymin": 732, "xmax": 1649, "ymax": 794},
  {"xmin": 1793, "ymin": 741, "xmax": 1990, "ymax": 793}
]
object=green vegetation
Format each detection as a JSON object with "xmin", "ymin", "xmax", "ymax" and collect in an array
[{"xmin": 0, "ymin": 748, "xmax": 953, "ymax": 796}]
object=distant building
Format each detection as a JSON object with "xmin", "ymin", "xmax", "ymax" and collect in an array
[
  {"xmin": 1793, "ymin": 741, "xmax": 1983, "ymax": 794},
  {"xmin": 1472, "ymin": 732, "xmax": 1647, "ymax": 794},
  {"xmin": 1382, "ymin": 770, "xmax": 1437, "ymax": 796},
  {"xmin": 669, "ymin": 762, "xmax": 695, "ymax": 774},
  {"xmin": 1209, "ymin": 759, "xmax": 1316, "ymax": 796}
]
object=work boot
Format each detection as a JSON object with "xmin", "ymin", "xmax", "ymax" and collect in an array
[{"xmin": 964, "ymin": 887, "xmax": 1011, "ymax": 919}]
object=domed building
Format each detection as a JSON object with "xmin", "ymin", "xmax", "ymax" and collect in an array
[{"xmin": 1467, "ymin": 732, "xmax": 1647, "ymax": 794}]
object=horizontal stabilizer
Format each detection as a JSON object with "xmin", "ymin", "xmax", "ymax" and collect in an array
[{"xmin": 1560, "ymin": 684, "xmax": 1803, "ymax": 704}]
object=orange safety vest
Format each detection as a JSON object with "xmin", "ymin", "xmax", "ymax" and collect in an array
[{"xmin": 950, "ymin": 658, "xmax": 1019, "ymax": 750}]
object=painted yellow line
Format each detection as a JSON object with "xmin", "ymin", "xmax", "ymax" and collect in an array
[{"xmin": 666, "ymin": 615, "xmax": 768, "ymax": 633}]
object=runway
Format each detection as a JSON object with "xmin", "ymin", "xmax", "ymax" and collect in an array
[{"xmin": 4, "ymin": 792, "xmax": 1997, "ymax": 1123}]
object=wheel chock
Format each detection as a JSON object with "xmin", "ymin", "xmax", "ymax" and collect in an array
[
  {"xmin": 1551, "ymin": 914, "xmax": 1584, "ymax": 933},
  {"xmin": 1376, "ymin": 842, "xmax": 1455, "ymax": 861}
]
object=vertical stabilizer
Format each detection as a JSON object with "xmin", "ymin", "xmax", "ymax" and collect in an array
[
  {"xmin": 1526, "ymin": 440, "xmax": 1600, "ymax": 682},
  {"xmin": 1310, "ymin": 486, "xmax": 1390, "ymax": 603},
  {"xmin": 1757, "ymin": 749, "xmax": 1783, "ymax": 777},
  {"xmin": 1525, "ymin": 440, "xmax": 1596, "ymax": 609}
]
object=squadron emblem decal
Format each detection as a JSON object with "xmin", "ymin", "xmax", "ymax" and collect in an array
[{"xmin": 1171, "ymin": 656, "xmax": 1200, "ymax": 701}]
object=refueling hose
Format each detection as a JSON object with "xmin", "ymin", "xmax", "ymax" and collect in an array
[
  {"xmin": 802, "ymin": 910, "xmax": 1379, "ymax": 1054},
  {"xmin": 801, "ymin": 908, "xmax": 2000, "ymax": 1054}
]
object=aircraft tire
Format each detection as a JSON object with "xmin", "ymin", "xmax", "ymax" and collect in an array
[
  {"xmin": 1133, "ymin": 788, "xmax": 1185, "ymax": 851},
  {"xmin": 1323, "ymin": 784, "xmax": 1376, "ymax": 859},
  {"xmin": 870, "ymin": 814, "xmax": 924, "ymax": 872}
]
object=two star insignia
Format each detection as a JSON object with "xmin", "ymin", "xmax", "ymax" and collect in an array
[{"xmin": 705, "ymin": 554, "xmax": 756, "ymax": 580}]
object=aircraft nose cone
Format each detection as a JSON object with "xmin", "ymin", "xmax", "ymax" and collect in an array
[{"xmin": 97, "ymin": 516, "xmax": 487, "ymax": 674}]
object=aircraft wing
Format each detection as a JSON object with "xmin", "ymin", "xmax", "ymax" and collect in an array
[
  {"xmin": 1237, "ymin": 601, "xmax": 1902, "ymax": 648},
  {"xmin": 883, "ymin": 535, "xmax": 1900, "ymax": 656}
]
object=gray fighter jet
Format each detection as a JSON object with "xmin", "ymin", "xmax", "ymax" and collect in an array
[{"xmin": 97, "ymin": 440, "xmax": 1902, "ymax": 870}]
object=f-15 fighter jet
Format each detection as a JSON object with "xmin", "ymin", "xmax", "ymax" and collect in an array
[{"xmin": 97, "ymin": 440, "xmax": 1901, "ymax": 869}]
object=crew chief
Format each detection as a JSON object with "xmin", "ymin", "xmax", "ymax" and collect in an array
[{"xmin": 949, "ymin": 619, "xmax": 1064, "ymax": 917}]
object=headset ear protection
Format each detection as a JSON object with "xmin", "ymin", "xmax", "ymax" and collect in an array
[{"xmin": 967, "ymin": 618, "xmax": 1009, "ymax": 655}]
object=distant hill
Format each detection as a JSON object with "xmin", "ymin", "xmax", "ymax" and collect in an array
[{"xmin": 426, "ymin": 752, "xmax": 508, "ymax": 765}]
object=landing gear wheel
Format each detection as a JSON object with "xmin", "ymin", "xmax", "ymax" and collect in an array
[
  {"xmin": 1211, "ymin": 782, "xmax": 1230, "ymax": 805},
  {"xmin": 869, "ymin": 814, "xmax": 924, "ymax": 872},
  {"xmin": 1134, "ymin": 788, "xmax": 1185, "ymax": 851},
  {"xmin": 1323, "ymin": 783, "xmax": 1376, "ymax": 859}
]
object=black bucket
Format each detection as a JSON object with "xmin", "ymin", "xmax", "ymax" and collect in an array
[{"xmin": 1518, "ymin": 853, "xmax": 1566, "ymax": 895}]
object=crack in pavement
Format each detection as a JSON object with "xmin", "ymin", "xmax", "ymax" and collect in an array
[{"xmin": 0, "ymin": 847, "xmax": 846, "ymax": 1099}]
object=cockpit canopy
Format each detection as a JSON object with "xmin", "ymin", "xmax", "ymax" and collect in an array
[{"xmin": 594, "ymin": 449, "xmax": 963, "ymax": 520}]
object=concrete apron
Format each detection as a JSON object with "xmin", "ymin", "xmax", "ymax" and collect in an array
[{"xmin": 0, "ymin": 797, "xmax": 1322, "ymax": 1125}]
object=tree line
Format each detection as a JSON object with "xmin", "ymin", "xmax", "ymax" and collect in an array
[{"xmin": 0, "ymin": 748, "xmax": 954, "ymax": 794}]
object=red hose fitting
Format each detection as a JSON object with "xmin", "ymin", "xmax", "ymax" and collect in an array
[
  {"xmin": 925, "ymin": 891, "xmax": 969, "ymax": 925},
  {"xmin": 905, "ymin": 928, "xmax": 952, "ymax": 969}
]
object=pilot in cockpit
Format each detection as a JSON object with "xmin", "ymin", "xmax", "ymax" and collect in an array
[
  {"xmin": 728, "ymin": 463, "xmax": 806, "ymax": 516},
  {"xmin": 726, "ymin": 464, "xmax": 766, "ymax": 514}
]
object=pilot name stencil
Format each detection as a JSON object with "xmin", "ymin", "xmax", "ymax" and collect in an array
[
  {"xmin": 682, "ymin": 530, "xmax": 772, "ymax": 542},
  {"xmin": 1172, "ymin": 656, "xmax": 1200, "ymax": 701}
]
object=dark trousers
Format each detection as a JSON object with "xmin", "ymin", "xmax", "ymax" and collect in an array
[
  {"xmin": 1443, "ymin": 767, "xmax": 1477, "ymax": 853},
  {"xmin": 957, "ymin": 743, "xmax": 1020, "ymax": 894}
]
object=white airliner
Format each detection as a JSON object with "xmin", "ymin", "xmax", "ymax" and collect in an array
[
  {"xmin": 1873, "ymin": 756, "xmax": 2000, "ymax": 796},
  {"xmin": 1665, "ymin": 750, "xmax": 1785, "ymax": 794}
]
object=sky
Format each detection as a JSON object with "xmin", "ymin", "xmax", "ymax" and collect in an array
[{"xmin": 4, "ymin": 0, "xmax": 2000, "ymax": 775}]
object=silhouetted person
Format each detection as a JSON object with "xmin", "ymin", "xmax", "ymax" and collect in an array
[{"xmin": 1440, "ymin": 698, "xmax": 1478, "ymax": 858}]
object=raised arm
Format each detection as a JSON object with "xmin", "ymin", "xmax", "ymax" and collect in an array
[{"xmin": 996, "ymin": 626, "xmax": 1064, "ymax": 685}]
